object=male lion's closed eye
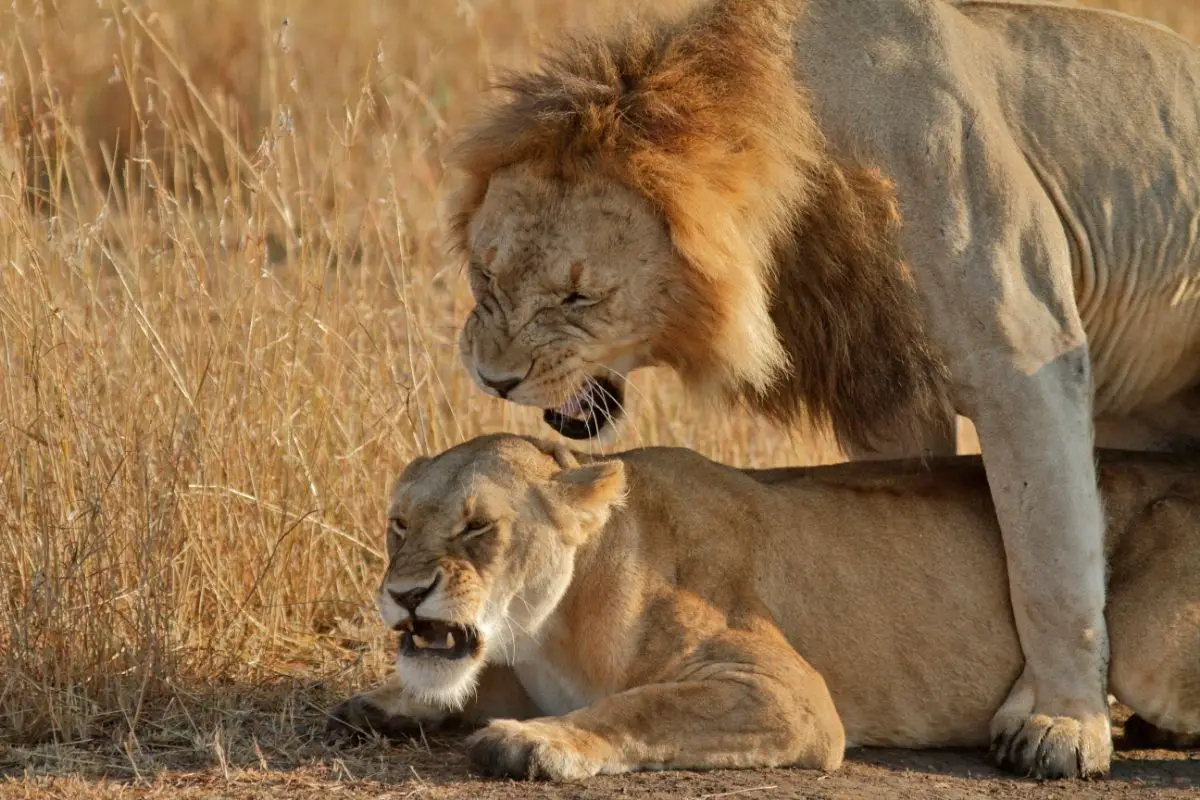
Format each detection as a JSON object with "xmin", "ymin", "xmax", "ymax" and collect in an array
[
  {"xmin": 562, "ymin": 292, "xmax": 598, "ymax": 307},
  {"xmin": 459, "ymin": 518, "xmax": 494, "ymax": 538}
]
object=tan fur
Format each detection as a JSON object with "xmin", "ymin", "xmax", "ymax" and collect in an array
[
  {"xmin": 450, "ymin": 0, "xmax": 1200, "ymax": 778},
  {"xmin": 450, "ymin": 0, "xmax": 949, "ymax": 449},
  {"xmin": 329, "ymin": 435, "xmax": 1200, "ymax": 780}
]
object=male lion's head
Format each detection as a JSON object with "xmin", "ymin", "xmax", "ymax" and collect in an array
[
  {"xmin": 378, "ymin": 434, "xmax": 625, "ymax": 707},
  {"xmin": 449, "ymin": 0, "xmax": 949, "ymax": 450},
  {"xmin": 450, "ymin": 0, "xmax": 821, "ymax": 440}
]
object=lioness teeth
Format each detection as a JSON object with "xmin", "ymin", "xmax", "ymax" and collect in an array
[{"xmin": 408, "ymin": 626, "xmax": 463, "ymax": 652}]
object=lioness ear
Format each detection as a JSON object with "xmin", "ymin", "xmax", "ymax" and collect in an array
[
  {"xmin": 553, "ymin": 461, "xmax": 627, "ymax": 522},
  {"xmin": 529, "ymin": 437, "xmax": 580, "ymax": 470},
  {"xmin": 389, "ymin": 456, "xmax": 431, "ymax": 498},
  {"xmin": 399, "ymin": 455, "xmax": 431, "ymax": 482}
]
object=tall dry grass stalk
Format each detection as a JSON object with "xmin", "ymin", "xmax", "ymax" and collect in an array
[
  {"xmin": 0, "ymin": 0, "xmax": 806, "ymax": 753},
  {"xmin": 0, "ymin": 0, "xmax": 1192, "ymax": 763}
]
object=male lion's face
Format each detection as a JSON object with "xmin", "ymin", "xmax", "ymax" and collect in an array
[
  {"xmin": 378, "ymin": 434, "xmax": 625, "ymax": 708},
  {"xmin": 458, "ymin": 165, "xmax": 681, "ymax": 440}
]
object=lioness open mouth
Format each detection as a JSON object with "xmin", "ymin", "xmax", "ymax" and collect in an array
[
  {"xmin": 542, "ymin": 376, "xmax": 625, "ymax": 440},
  {"xmin": 396, "ymin": 618, "xmax": 479, "ymax": 661}
]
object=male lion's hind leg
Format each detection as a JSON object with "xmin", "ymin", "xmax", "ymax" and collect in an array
[
  {"xmin": 465, "ymin": 632, "xmax": 845, "ymax": 781},
  {"xmin": 1105, "ymin": 495, "xmax": 1200, "ymax": 753},
  {"xmin": 1122, "ymin": 716, "xmax": 1200, "ymax": 750},
  {"xmin": 974, "ymin": 349, "xmax": 1112, "ymax": 780}
]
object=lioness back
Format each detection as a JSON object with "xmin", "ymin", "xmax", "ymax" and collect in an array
[{"xmin": 615, "ymin": 447, "xmax": 1200, "ymax": 748}]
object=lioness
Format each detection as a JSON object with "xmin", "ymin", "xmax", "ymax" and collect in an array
[
  {"xmin": 447, "ymin": 0, "xmax": 1200, "ymax": 777},
  {"xmin": 330, "ymin": 435, "xmax": 1200, "ymax": 780}
]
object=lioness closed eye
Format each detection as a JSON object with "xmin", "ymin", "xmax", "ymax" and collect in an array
[
  {"xmin": 448, "ymin": 0, "xmax": 1200, "ymax": 779},
  {"xmin": 329, "ymin": 435, "xmax": 1200, "ymax": 781}
]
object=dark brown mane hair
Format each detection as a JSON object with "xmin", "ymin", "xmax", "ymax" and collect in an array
[{"xmin": 447, "ymin": 0, "xmax": 951, "ymax": 453}]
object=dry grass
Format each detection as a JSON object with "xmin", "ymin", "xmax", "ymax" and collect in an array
[{"xmin": 0, "ymin": 0, "xmax": 1195, "ymax": 792}]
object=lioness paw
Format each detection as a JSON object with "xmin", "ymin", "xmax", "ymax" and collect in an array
[
  {"xmin": 325, "ymin": 693, "xmax": 437, "ymax": 744},
  {"xmin": 991, "ymin": 712, "xmax": 1112, "ymax": 779},
  {"xmin": 466, "ymin": 719, "xmax": 608, "ymax": 781},
  {"xmin": 1123, "ymin": 714, "xmax": 1200, "ymax": 750}
]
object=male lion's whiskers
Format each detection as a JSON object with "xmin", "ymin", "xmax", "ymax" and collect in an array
[{"xmin": 595, "ymin": 366, "xmax": 648, "ymax": 452}]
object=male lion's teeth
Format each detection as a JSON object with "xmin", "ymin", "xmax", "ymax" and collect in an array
[
  {"xmin": 445, "ymin": 631, "xmax": 455, "ymax": 649},
  {"xmin": 412, "ymin": 634, "xmax": 429, "ymax": 648}
]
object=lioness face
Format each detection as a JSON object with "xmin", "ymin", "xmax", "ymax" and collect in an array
[
  {"xmin": 458, "ymin": 165, "xmax": 682, "ymax": 440},
  {"xmin": 378, "ymin": 435, "xmax": 625, "ymax": 708}
]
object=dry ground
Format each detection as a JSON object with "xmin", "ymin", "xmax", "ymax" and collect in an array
[
  {"xmin": 2, "ymin": 707, "xmax": 1197, "ymax": 799},
  {"xmin": 1, "ymin": 0, "xmax": 1197, "ymax": 797}
]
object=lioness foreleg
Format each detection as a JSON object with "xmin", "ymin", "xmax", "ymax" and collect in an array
[
  {"xmin": 327, "ymin": 665, "xmax": 537, "ymax": 741},
  {"xmin": 465, "ymin": 633, "xmax": 844, "ymax": 781}
]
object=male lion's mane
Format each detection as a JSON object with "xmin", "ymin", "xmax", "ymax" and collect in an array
[{"xmin": 447, "ymin": 0, "xmax": 951, "ymax": 451}]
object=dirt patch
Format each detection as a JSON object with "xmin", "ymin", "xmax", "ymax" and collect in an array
[{"xmin": 3, "ymin": 708, "xmax": 1195, "ymax": 800}]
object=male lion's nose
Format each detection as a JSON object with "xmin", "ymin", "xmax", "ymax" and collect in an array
[
  {"xmin": 479, "ymin": 372, "xmax": 524, "ymax": 399},
  {"xmin": 389, "ymin": 575, "xmax": 439, "ymax": 612}
]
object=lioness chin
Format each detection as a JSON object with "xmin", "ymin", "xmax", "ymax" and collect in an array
[{"xmin": 330, "ymin": 435, "xmax": 1200, "ymax": 781}]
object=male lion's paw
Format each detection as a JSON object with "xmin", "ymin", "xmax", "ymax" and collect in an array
[
  {"xmin": 466, "ymin": 719, "xmax": 608, "ymax": 782},
  {"xmin": 325, "ymin": 694, "xmax": 426, "ymax": 744},
  {"xmin": 990, "ymin": 711, "xmax": 1112, "ymax": 779}
]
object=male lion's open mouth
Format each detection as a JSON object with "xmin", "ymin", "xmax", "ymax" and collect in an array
[
  {"xmin": 542, "ymin": 376, "xmax": 625, "ymax": 440},
  {"xmin": 395, "ymin": 618, "xmax": 480, "ymax": 661}
]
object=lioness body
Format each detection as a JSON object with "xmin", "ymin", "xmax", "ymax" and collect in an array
[
  {"xmin": 450, "ymin": 0, "xmax": 1200, "ymax": 776},
  {"xmin": 331, "ymin": 436, "xmax": 1200, "ymax": 779}
]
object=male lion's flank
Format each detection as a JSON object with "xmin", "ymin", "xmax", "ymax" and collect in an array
[
  {"xmin": 329, "ymin": 435, "xmax": 1200, "ymax": 781},
  {"xmin": 449, "ymin": 0, "xmax": 1200, "ymax": 778}
]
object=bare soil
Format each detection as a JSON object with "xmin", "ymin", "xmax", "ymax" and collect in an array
[{"xmin": 3, "ymin": 705, "xmax": 1195, "ymax": 799}]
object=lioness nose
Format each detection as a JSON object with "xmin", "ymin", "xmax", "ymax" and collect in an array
[
  {"xmin": 479, "ymin": 372, "xmax": 523, "ymax": 399},
  {"xmin": 389, "ymin": 576, "xmax": 438, "ymax": 612}
]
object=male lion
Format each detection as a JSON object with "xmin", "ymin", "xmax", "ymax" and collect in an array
[
  {"xmin": 329, "ymin": 434, "xmax": 1200, "ymax": 780},
  {"xmin": 448, "ymin": 0, "xmax": 1200, "ymax": 778}
]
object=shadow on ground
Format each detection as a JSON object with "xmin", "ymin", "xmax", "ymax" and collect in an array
[{"xmin": 1, "ymin": 694, "xmax": 1195, "ymax": 799}]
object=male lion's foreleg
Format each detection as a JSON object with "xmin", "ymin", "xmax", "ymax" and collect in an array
[
  {"xmin": 972, "ymin": 348, "xmax": 1111, "ymax": 779},
  {"xmin": 465, "ymin": 636, "xmax": 845, "ymax": 781},
  {"xmin": 875, "ymin": 67, "xmax": 1112, "ymax": 777}
]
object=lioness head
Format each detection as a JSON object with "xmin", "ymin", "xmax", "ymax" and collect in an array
[{"xmin": 378, "ymin": 434, "xmax": 626, "ymax": 707}]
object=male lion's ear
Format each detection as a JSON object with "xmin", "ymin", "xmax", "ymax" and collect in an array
[{"xmin": 553, "ymin": 461, "xmax": 627, "ymax": 521}]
